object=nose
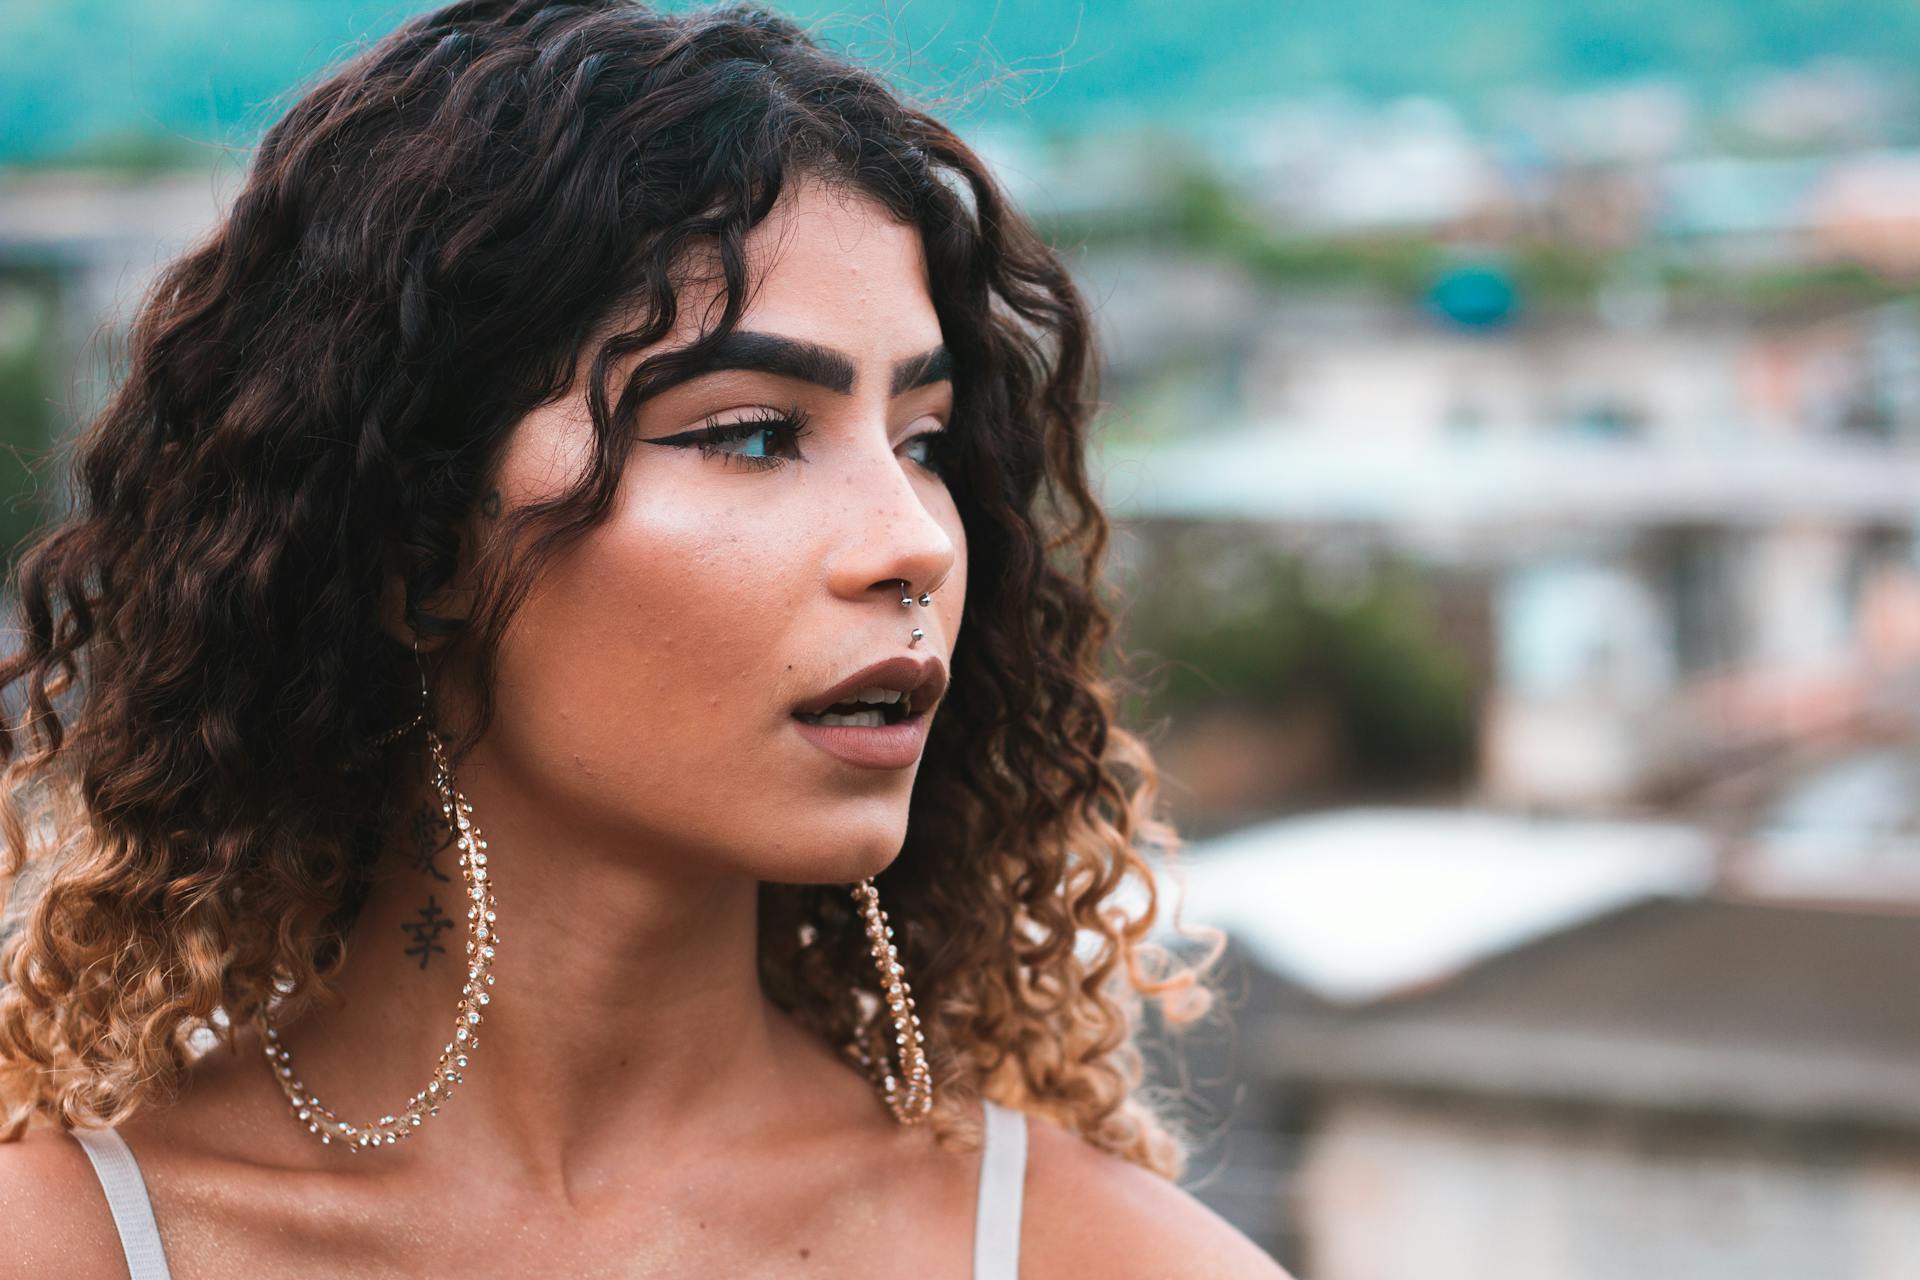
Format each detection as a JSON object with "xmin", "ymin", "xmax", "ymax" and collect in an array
[{"xmin": 824, "ymin": 434, "xmax": 959, "ymax": 609}]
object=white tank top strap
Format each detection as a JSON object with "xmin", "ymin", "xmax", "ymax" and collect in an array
[
  {"xmin": 973, "ymin": 1097, "xmax": 1029, "ymax": 1280},
  {"xmin": 70, "ymin": 1126, "xmax": 175, "ymax": 1280},
  {"xmin": 66, "ymin": 1107, "xmax": 1015, "ymax": 1280}
]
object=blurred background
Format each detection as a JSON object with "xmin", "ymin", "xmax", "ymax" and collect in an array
[{"xmin": 6, "ymin": 1, "xmax": 1920, "ymax": 1275}]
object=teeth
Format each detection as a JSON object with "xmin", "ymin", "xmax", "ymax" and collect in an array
[
  {"xmin": 807, "ymin": 709, "xmax": 889, "ymax": 727},
  {"xmin": 795, "ymin": 684, "xmax": 913, "ymax": 725},
  {"xmin": 797, "ymin": 683, "xmax": 916, "ymax": 727}
]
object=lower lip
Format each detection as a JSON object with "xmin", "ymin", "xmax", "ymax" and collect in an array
[{"xmin": 790, "ymin": 709, "xmax": 930, "ymax": 769}]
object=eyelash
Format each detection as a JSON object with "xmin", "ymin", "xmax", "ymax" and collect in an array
[
  {"xmin": 686, "ymin": 405, "xmax": 815, "ymax": 471},
  {"xmin": 680, "ymin": 404, "xmax": 956, "ymax": 479}
]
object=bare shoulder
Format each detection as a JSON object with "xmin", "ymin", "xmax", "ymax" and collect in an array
[
  {"xmin": 0, "ymin": 1123, "xmax": 131, "ymax": 1279},
  {"xmin": 1019, "ymin": 1110, "xmax": 1296, "ymax": 1279}
]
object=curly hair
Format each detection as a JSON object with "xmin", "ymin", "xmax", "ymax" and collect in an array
[{"xmin": 0, "ymin": 0, "xmax": 1225, "ymax": 1175}]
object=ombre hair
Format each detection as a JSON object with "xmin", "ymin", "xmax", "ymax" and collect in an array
[{"xmin": 0, "ymin": 0, "xmax": 1223, "ymax": 1174}]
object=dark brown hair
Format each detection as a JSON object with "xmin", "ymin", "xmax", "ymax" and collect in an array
[{"xmin": 0, "ymin": 0, "xmax": 1223, "ymax": 1174}]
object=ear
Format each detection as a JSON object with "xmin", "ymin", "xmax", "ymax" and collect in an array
[
  {"xmin": 376, "ymin": 514, "xmax": 486, "ymax": 651},
  {"xmin": 376, "ymin": 541, "xmax": 418, "ymax": 650}
]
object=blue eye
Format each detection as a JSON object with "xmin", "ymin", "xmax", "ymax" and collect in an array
[
  {"xmin": 648, "ymin": 407, "xmax": 956, "ymax": 481},
  {"xmin": 668, "ymin": 406, "xmax": 813, "ymax": 471},
  {"xmin": 904, "ymin": 428, "xmax": 955, "ymax": 480}
]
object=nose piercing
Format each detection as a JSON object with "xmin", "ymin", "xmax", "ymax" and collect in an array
[{"xmin": 899, "ymin": 579, "xmax": 932, "ymax": 645}]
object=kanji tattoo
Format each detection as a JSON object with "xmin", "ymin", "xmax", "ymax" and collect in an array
[{"xmin": 400, "ymin": 895, "xmax": 454, "ymax": 970}]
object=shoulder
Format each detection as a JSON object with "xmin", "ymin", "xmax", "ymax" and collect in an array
[
  {"xmin": 0, "ymin": 1124, "xmax": 133, "ymax": 1279},
  {"xmin": 1017, "ymin": 1109, "xmax": 1296, "ymax": 1279}
]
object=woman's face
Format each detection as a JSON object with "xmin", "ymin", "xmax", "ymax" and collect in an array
[{"xmin": 469, "ymin": 175, "xmax": 965, "ymax": 885}]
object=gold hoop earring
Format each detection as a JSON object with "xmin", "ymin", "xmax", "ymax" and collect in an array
[
  {"xmin": 845, "ymin": 877, "xmax": 933, "ymax": 1123},
  {"xmin": 365, "ymin": 636, "xmax": 431, "ymax": 750},
  {"xmin": 259, "ymin": 643, "xmax": 499, "ymax": 1151}
]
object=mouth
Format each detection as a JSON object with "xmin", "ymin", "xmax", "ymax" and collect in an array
[
  {"xmin": 792, "ymin": 699, "xmax": 919, "ymax": 728},
  {"xmin": 790, "ymin": 655, "xmax": 947, "ymax": 729}
]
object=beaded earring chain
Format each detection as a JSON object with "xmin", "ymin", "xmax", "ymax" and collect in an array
[{"xmin": 257, "ymin": 723, "xmax": 497, "ymax": 1151}]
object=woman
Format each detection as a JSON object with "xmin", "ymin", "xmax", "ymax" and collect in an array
[{"xmin": 0, "ymin": 2, "xmax": 1287, "ymax": 1275}]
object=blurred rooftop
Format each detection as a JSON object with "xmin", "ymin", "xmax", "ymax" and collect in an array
[
  {"xmin": 1156, "ymin": 806, "xmax": 1715, "ymax": 1005},
  {"xmin": 1253, "ymin": 895, "xmax": 1920, "ymax": 1128}
]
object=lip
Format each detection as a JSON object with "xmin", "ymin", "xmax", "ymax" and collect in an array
[
  {"xmin": 790, "ymin": 710, "xmax": 933, "ymax": 769},
  {"xmin": 792, "ymin": 655, "xmax": 947, "ymax": 719},
  {"xmin": 790, "ymin": 655, "xmax": 947, "ymax": 770}
]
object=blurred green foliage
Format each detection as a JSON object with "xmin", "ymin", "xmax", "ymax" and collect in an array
[
  {"xmin": 0, "ymin": 271, "xmax": 62, "ymax": 569},
  {"xmin": 13, "ymin": 129, "xmax": 208, "ymax": 177},
  {"xmin": 1048, "ymin": 158, "xmax": 1907, "ymax": 317},
  {"xmin": 1116, "ymin": 528, "xmax": 1478, "ymax": 785}
]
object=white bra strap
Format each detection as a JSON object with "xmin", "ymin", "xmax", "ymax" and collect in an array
[
  {"xmin": 974, "ymin": 1097, "xmax": 1029, "ymax": 1280},
  {"xmin": 71, "ymin": 1126, "xmax": 175, "ymax": 1280}
]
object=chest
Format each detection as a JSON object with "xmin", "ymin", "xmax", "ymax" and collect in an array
[{"xmin": 139, "ymin": 1145, "xmax": 983, "ymax": 1280}]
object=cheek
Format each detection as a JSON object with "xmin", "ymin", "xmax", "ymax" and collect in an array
[{"xmin": 486, "ymin": 484, "xmax": 802, "ymax": 819}]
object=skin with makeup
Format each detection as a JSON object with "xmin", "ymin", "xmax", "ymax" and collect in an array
[{"xmin": 0, "ymin": 174, "xmax": 1290, "ymax": 1278}]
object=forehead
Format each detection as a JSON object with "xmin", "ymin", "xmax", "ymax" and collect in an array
[{"xmin": 677, "ymin": 177, "xmax": 938, "ymax": 353}]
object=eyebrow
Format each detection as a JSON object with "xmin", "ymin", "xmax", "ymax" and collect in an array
[{"xmin": 661, "ymin": 331, "xmax": 952, "ymax": 397}]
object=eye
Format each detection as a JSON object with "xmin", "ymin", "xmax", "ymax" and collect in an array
[
  {"xmin": 661, "ymin": 405, "xmax": 813, "ymax": 472},
  {"xmin": 902, "ymin": 427, "xmax": 956, "ymax": 481}
]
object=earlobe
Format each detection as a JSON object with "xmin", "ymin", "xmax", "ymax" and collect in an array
[
  {"xmin": 375, "ymin": 550, "xmax": 464, "ymax": 653},
  {"xmin": 376, "ymin": 545, "xmax": 415, "ymax": 649}
]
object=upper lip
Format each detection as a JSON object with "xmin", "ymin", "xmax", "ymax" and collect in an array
[{"xmin": 793, "ymin": 655, "xmax": 948, "ymax": 718}]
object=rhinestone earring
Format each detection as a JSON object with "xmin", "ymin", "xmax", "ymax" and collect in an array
[
  {"xmin": 845, "ymin": 876, "xmax": 934, "ymax": 1123},
  {"xmin": 833, "ymin": 582, "xmax": 933, "ymax": 1122},
  {"xmin": 899, "ymin": 578, "xmax": 933, "ymax": 646},
  {"xmin": 260, "ymin": 640, "xmax": 500, "ymax": 1152}
]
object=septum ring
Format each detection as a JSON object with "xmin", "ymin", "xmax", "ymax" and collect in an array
[{"xmin": 898, "ymin": 579, "xmax": 932, "ymax": 646}]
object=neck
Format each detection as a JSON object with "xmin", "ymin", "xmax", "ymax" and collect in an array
[{"xmin": 256, "ymin": 731, "xmax": 867, "ymax": 1192}]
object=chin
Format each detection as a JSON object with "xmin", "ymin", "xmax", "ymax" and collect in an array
[{"xmin": 756, "ymin": 841, "xmax": 903, "ymax": 887}]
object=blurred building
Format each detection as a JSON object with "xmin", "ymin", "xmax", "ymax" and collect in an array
[
  {"xmin": 1152, "ymin": 806, "xmax": 1717, "ymax": 1265},
  {"xmin": 1093, "ymin": 277, "xmax": 1920, "ymax": 811},
  {"xmin": 0, "ymin": 166, "xmax": 241, "ymax": 442},
  {"xmin": 1159, "ymin": 801, "xmax": 1920, "ymax": 1277},
  {"xmin": 1806, "ymin": 150, "xmax": 1920, "ymax": 279},
  {"xmin": 1253, "ymin": 896, "xmax": 1920, "ymax": 1280}
]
